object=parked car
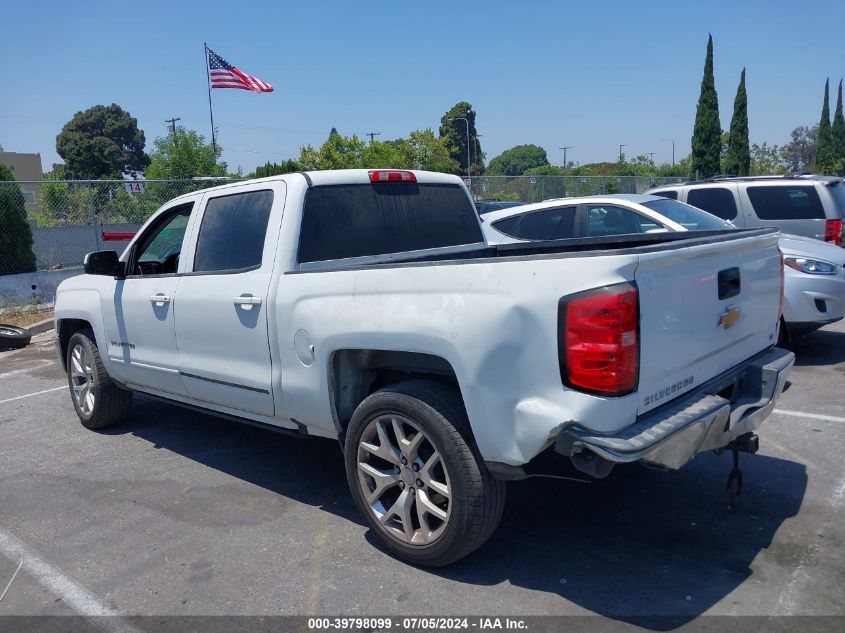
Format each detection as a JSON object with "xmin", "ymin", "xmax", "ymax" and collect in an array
[
  {"xmin": 645, "ymin": 175, "xmax": 845, "ymax": 247},
  {"xmin": 482, "ymin": 194, "xmax": 845, "ymax": 339},
  {"xmin": 55, "ymin": 171, "xmax": 792, "ymax": 566}
]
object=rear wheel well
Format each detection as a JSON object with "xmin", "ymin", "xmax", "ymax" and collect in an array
[
  {"xmin": 330, "ymin": 349, "xmax": 468, "ymax": 446},
  {"xmin": 57, "ymin": 319, "xmax": 93, "ymax": 370}
]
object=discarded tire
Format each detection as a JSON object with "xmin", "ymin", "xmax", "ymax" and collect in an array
[{"xmin": 0, "ymin": 324, "xmax": 32, "ymax": 350}]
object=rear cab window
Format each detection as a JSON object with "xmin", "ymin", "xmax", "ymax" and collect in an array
[
  {"xmin": 651, "ymin": 190, "xmax": 678, "ymax": 200},
  {"xmin": 298, "ymin": 183, "xmax": 482, "ymax": 263},
  {"xmin": 745, "ymin": 185, "xmax": 825, "ymax": 220}
]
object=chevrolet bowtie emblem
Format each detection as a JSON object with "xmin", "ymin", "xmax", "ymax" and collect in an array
[{"xmin": 718, "ymin": 306, "xmax": 741, "ymax": 329}]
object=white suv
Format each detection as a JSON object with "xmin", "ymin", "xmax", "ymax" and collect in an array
[{"xmin": 646, "ymin": 175, "xmax": 845, "ymax": 247}]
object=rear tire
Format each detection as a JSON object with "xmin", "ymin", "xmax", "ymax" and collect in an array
[
  {"xmin": 344, "ymin": 380, "xmax": 506, "ymax": 566},
  {"xmin": 66, "ymin": 329, "xmax": 133, "ymax": 429}
]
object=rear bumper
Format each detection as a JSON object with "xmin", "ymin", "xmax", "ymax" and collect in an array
[{"xmin": 554, "ymin": 347, "xmax": 794, "ymax": 471}]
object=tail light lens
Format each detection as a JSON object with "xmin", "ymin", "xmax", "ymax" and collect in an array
[
  {"xmin": 824, "ymin": 219, "xmax": 843, "ymax": 246},
  {"xmin": 558, "ymin": 282, "xmax": 639, "ymax": 396}
]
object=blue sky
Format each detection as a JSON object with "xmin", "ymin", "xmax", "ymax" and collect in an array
[{"xmin": 1, "ymin": 0, "xmax": 843, "ymax": 174}]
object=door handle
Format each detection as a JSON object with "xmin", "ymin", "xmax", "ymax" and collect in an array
[
  {"xmin": 149, "ymin": 294, "xmax": 171, "ymax": 305},
  {"xmin": 234, "ymin": 295, "xmax": 262, "ymax": 310}
]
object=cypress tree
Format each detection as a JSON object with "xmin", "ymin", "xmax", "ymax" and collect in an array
[
  {"xmin": 831, "ymin": 79, "xmax": 845, "ymax": 173},
  {"xmin": 723, "ymin": 68, "xmax": 750, "ymax": 176},
  {"xmin": 0, "ymin": 164, "xmax": 37, "ymax": 275},
  {"xmin": 815, "ymin": 78, "xmax": 834, "ymax": 173},
  {"xmin": 691, "ymin": 34, "xmax": 722, "ymax": 179}
]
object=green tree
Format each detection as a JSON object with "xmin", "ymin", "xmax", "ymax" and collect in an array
[
  {"xmin": 783, "ymin": 125, "xmax": 818, "ymax": 172},
  {"xmin": 0, "ymin": 164, "xmax": 37, "ymax": 274},
  {"xmin": 723, "ymin": 68, "xmax": 751, "ymax": 176},
  {"xmin": 487, "ymin": 144, "xmax": 549, "ymax": 176},
  {"xmin": 438, "ymin": 102, "xmax": 483, "ymax": 176},
  {"xmin": 816, "ymin": 79, "xmax": 836, "ymax": 173},
  {"xmin": 250, "ymin": 160, "xmax": 302, "ymax": 178},
  {"xmin": 750, "ymin": 142, "xmax": 787, "ymax": 175},
  {"xmin": 690, "ymin": 35, "xmax": 722, "ymax": 178},
  {"xmin": 145, "ymin": 128, "xmax": 227, "ymax": 179},
  {"xmin": 831, "ymin": 79, "xmax": 845, "ymax": 174},
  {"xmin": 403, "ymin": 129, "xmax": 460, "ymax": 173},
  {"xmin": 56, "ymin": 104, "xmax": 150, "ymax": 179}
]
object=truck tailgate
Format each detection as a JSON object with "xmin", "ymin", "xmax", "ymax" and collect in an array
[{"xmin": 635, "ymin": 231, "xmax": 781, "ymax": 415}]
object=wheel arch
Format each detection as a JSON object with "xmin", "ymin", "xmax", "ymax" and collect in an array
[
  {"xmin": 328, "ymin": 349, "xmax": 471, "ymax": 448},
  {"xmin": 56, "ymin": 318, "xmax": 94, "ymax": 371}
]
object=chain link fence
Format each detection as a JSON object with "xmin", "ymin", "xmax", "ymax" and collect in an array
[{"xmin": 469, "ymin": 175, "xmax": 684, "ymax": 203}]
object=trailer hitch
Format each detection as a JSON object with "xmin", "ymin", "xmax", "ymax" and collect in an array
[{"xmin": 720, "ymin": 433, "xmax": 759, "ymax": 507}]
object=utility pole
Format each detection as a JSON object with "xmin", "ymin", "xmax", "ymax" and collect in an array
[
  {"xmin": 559, "ymin": 146, "xmax": 573, "ymax": 169},
  {"xmin": 366, "ymin": 131, "xmax": 380, "ymax": 142},
  {"xmin": 449, "ymin": 117, "xmax": 472, "ymax": 190},
  {"xmin": 648, "ymin": 152, "xmax": 656, "ymax": 163},
  {"xmin": 618, "ymin": 144, "xmax": 627, "ymax": 162},
  {"xmin": 165, "ymin": 117, "xmax": 181, "ymax": 137},
  {"xmin": 661, "ymin": 138, "xmax": 675, "ymax": 166}
]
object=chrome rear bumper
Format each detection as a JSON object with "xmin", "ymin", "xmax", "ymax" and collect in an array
[{"xmin": 555, "ymin": 347, "xmax": 795, "ymax": 472}]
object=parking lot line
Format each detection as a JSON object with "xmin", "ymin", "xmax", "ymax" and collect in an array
[
  {"xmin": 0, "ymin": 386, "xmax": 67, "ymax": 406},
  {"xmin": 0, "ymin": 526, "xmax": 142, "ymax": 633},
  {"xmin": 773, "ymin": 409, "xmax": 845, "ymax": 423}
]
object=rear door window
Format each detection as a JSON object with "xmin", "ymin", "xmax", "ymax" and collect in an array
[
  {"xmin": 585, "ymin": 205, "xmax": 656, "ymax": 236},
  {"xmin": 491, "ymin": 207, "xmax": 577, "ymax": 241},
  {"xmin": 686, "ymin": 187, "xmax": 738, "ymax": 220},
  {"xmin": 746, "ymin": 185, "xmax": 825, "ymax": 220},
  {"xmin": 193, "ymin": 190, "xmax": 274, "ymax": 272},
  {"xmin": 298, "ymin": 183, "xmax": 481, "ymax": 263}
]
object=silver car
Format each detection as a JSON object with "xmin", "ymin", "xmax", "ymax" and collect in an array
[
  {"xmin": 645, "ymin": 175, "xmax": 845, "ymax": 247},
  {"xmin": 482, "ymin": 194, "xmax": 845, "ymax": 339}
]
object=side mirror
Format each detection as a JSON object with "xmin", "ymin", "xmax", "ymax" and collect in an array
[{"xmin": 84, "ymin": 250, "xmax": 126, "ymax": 278}]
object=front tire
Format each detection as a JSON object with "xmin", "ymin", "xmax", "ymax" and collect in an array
[
  {"xmin": 344, "ymin": 380, "xmax": 506, "ymax": 566},
  {"xmin": 66, "ymin": 329, "xmax": 133, "ymax": 429}
]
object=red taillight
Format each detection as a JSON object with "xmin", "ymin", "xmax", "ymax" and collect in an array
[
  {"xmin": 824, "ymin": 219, "xmax": 843, "ymax": 246},
  {"xmin": 559, "ymin": 283, "xmax": 639, "ymax": 396},
  {"xmin": 101, "ymin": 231, "xmax": 136, "ymax": 241},
  {"xmin": 368, "ymin": 170, "xmax": 417, "ymax": 183}
]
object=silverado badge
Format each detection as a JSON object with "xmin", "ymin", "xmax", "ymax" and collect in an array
[{"xmin": 718, "ymin": 306, "xmax": 741, "ymax": 329}]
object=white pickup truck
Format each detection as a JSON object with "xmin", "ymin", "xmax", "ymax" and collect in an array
[{"xmin": 55, "ymin": 169, "xmax": 794, "ymax": 566}]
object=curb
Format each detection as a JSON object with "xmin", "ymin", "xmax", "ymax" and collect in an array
[{"xmin": 25, "ymin": 318, "xmax": 55, "ymax": 336}]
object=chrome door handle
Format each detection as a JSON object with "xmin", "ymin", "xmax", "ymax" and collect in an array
[
  {"xmin": 149, "ymin": 294, "xmax": 171, "ymax": 305},
  {"xmin": 234, "ymin": 295, "xmax": 262, "ymax": 310}
]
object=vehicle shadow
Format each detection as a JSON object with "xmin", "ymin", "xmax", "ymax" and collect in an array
[
  {"xmin": 786, "ymin": 327, "xmax": 845, "ymax": 366},
  {"xmin": 106, "ymin": 396, "xmax": 363, "ymax": 525},
  {"xmin": 113, "ymin": 397, "xmax": 806, "ymax": 629},
  {"xmin": 429, "ymin": 451, "xmax": 806, "ymax": 629}
]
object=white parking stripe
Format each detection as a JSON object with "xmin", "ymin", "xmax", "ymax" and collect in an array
[
  {"xmin": 0, "ymin": 385, "xmax": 66, "ymax": 406},
  {"xmin": 773, "ymin": 409, "xmax": 845, "ymax": 423},
  {"xmin": 0, "ymin": 360, "xmax": 53, "ymax": 379},
  {"xmin": 0, "ymin": 527, "xmax": 142, "ymax": 633}
]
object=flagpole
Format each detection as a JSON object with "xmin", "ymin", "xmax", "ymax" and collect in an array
[{"xmin": 204, "ymin": 42, "xmax": 217, "ymax": 152}]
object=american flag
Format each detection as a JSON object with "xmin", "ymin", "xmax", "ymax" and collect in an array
[{"xmin": 207, "ymin": 47, "xmax": 273, "ymax": 93}]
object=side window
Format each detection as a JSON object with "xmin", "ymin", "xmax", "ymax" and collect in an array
[
  {"xmin": 585, "ymin": 205, "xmax": 650, "ymax": 237},
  {"xmin": 746, "ymin": 185, "xmax": 825, "ymax": 220},
  {"xmin": 686, "ymin": 187, "xmax": 738, "ymax": 220},
  {"xmin": 193, "ymin": 190, "xmax": 274, "ymax": 273},
  {"xmin": 652, "ymin": 190, "xmax": 678, "ymax": 200},
  {"xmin": 492, "ymin": 207, "xmax": 577, "ymax": 241},
  {"xmin": 132, "ymin": 203, "xmax": 193, "ymax": 276}
]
